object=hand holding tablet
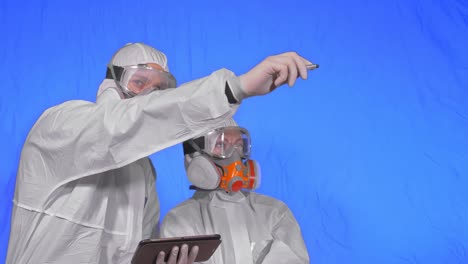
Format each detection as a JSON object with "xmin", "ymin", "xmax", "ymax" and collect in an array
[{"xmin": 132, "ymin": 234, "xmax": 222, "ymax": 264}]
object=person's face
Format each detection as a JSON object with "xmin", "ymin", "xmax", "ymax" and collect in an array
[
  {"xmin": 212, "ymin": 129, "xmax": 244, "ymax": 157},
  {"xmin": 127, "ymin": 63, "xmax": 169, "ymax": 95}
]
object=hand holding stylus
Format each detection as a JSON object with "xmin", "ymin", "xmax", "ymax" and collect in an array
[{"xmin": 239, "ymin": 52, "xmax": 318, "ymax": 97}]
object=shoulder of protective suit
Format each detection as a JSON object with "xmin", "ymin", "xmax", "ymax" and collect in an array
[
  {"xmin": 244, "ymin": 191, "xmax": 289, "ymax": 211},
  {"xmin": 170, "ymin": 194, "xmax": 205, "ymax": 211},
  {"xmin": 164, "ymin": 197, "xmax": 204, "ymax": 222},
  {"xmin": 40, "ymin": 100, "xmax": 96, "ymax": 119},
  {"xmin": 28, "ymin": 100, "xmax": 97, "ymax": 136},
  {"xmin": 37, "ymin": 99, "xmax": 95, "ymax": 120},
  {"xmin": 42, "ymin": 100, "xmax": 95, "ymax": 114}
]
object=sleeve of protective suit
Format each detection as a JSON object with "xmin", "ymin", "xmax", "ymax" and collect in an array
[
  {"xmin": 259, "ymin": 206, "xmax": 310, "ymax": 264},
  {"xmin": 18, "ymin": 69, "xmax": 240, "ymax": 209}
]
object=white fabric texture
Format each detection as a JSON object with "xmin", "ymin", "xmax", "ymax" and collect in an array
[
  {"xmin": 6, "ymin": 68, "xmax": 241, "ymax": 264},
  {"xmin": 160, "ymin": 190, "xmax": 310, "ymax": 264}
]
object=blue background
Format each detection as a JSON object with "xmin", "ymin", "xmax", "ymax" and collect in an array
[{"xmin": 1, "ymin": 0, "xmax": 468, "ymax": 263}]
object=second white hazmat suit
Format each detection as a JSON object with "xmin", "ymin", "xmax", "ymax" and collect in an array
[
  {"xmin": 160, "ymin": 190, "xmax": 310, "ymax": 264},
  {"xmin": 160, "ymin": 122, "xmax": 310, "ymax": 264}
]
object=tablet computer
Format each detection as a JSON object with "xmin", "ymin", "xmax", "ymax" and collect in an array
[{"xmin": 131, "ymin": 234, "xmax": 222, "ymax": 264}]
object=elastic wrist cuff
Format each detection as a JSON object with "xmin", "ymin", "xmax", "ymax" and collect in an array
[{"xmin": 224, "ymin": 78, "xmax": 247, "ymax": 104}]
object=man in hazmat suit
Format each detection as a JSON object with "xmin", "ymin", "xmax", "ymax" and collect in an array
[
  {"xmin": 6, "ymin": 42, "xmax": 314, "ymax": 264},
  {"xmin": 160, "ymin": 119, "xmax": 310, "ymax": 264}
]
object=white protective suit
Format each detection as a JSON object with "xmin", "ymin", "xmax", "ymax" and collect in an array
[
  {"xmin": 6, "ymin": 66, "xmax": 241, "ymax": 263},
  {"xmin": 160, "ymin": 190, "xmax": 310, "ymax": 264}
]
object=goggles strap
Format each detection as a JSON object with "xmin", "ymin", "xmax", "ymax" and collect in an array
[
  {"xmin": 105, "ymin": 65, "xmax": 124, "ymax": 81},
  {"xmin": 183, "ymin": 137, "xmax": 205, "ymax": 155}
]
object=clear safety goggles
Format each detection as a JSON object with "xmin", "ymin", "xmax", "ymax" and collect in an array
[
  {"xmin": 111, "ymin": 64, "xmax": 177, "ymax": 97},
  {"xmin": 189, "ymin": 126, "xmax": 251, "ymax": 159}
]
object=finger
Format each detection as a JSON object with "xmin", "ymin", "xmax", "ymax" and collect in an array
[
  {"xmin": 187, "ymin": 245, "xmax": 199, "ymax": 263},
  {"xmin": 155, "ymin": 251, "xmax": 166, "ymax": 264},
  {"xmin": 284, "ymin": 56, "xmax": 298, "ymax": 87},
  {"xmin": 167, "ymin": 246, "xmax": 179, "ymax": 264},
  {"xmin": 304, "ymin": 54, "xmax": 315, "ymax": 64},
  {"xmin": 272, "ymin": 63, "xmax": 289, "ymax": 88},
  {"xmin": 291, "ymin": 53, "xmax": 308, "ymax": 80},
  {"xmin": 176, "ymin": 244, "xmax": 189, "ymax": 264}
]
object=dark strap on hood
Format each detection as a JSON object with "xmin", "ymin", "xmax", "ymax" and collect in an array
[
  {"xmin": 182, "ymin": 137, "xmax": 205, "ymax": 155},
  {"xmin": 105, "ymin": 65, "xmax": 124, "ymax": 80}
]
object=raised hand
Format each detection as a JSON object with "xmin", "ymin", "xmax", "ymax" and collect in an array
[{"xmin": 239, "ymin": 52, "xmax": 313, "ymax": 96}]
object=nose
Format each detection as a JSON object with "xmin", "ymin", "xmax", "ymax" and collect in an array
[{"xmin": 225, "ymin": 144, "xmax": 243, "ymax": 158}]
